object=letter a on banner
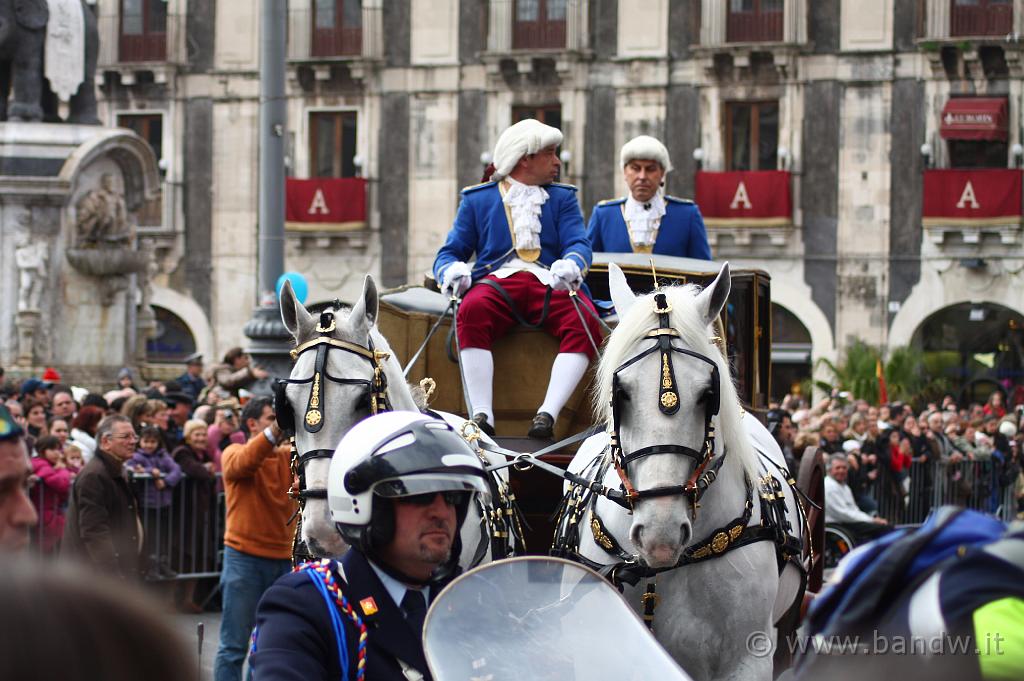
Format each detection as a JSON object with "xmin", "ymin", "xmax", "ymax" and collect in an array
[
  {"xmin": 730, "ymin": 181, "xmax": 753, "ymax": 210},
  {"xmin": 308, "ymin": 188, "xmax": 330, "ymax": 215},
  {"xmin": 956, "ymin": 181, "xmax": 980, "ymax": 209}
]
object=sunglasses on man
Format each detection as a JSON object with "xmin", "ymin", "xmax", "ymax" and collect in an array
[{"xmin": 397, "ymin": 491, "xmax": 469, "ymax": 507}]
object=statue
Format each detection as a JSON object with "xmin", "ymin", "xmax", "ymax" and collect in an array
[
  {"xmin": 0, "ymin": 0, "xmax": 100, "ymax": 123},
  {"xmin": 75, "ymin": 173, "xmax": 133, "ymax": 246},
  {"xmin": 14, "ymin": 216, "xmax": 48, "ymax": 312}
]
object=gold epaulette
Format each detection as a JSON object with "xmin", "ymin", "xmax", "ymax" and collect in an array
[
  {"xmin": 548, "ymin": 182, "xmax": 579, "ymax": 191},
  {"xmin": 460, "ymin": 181, "xmax": 497, "ymax": 194},
  {"xmin": 596, "ymin": 197, "xmax": 627, "ymax": 206}
]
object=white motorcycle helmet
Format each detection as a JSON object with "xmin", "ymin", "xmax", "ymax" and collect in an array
[{"xmin": 328, "ymin": 411, "xmax": 491, "ymax": 568}]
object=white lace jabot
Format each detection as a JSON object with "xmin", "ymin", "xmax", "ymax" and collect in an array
[
  {"xmin": 502, "ymin": 177, "xmax": 548, "ymax": 254},
  {"xmin": 623, "ymin": 192, "xmax": 666, "ymax": 248}
]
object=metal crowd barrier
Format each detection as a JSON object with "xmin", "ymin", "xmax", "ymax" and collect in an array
[
  {"xmin": 867, "ymin": 458, "xmax": 1017, "ymax": 525},
  {"xmin": 29, "ymin": 470, "xmax": 225, "ymax": 581}
]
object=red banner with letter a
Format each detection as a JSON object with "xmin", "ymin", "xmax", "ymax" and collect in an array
[
  {"xmin": 695, "ymin": 171, "xmax": 792, "ymax": 227},
  {"xmin": 922, "ymin": 169, "xmax": 1022, "ymax": 226},
  {"xmin": 286, "ymin": 177, "xmax": 368, "ymax": 231}
]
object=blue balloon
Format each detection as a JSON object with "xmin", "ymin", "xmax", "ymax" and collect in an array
[{"xmin": 276, "ymin": 272, "xmax": 309, "ymax": 305}]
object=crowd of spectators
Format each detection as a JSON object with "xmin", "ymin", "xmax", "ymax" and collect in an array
[
  {"xmin": 0, "ymin": 347, "xmax": 285, "ymax": 614},
  {"xmin": 767, "ymin": 386, "xmax": 1024, "ymax": 538}
]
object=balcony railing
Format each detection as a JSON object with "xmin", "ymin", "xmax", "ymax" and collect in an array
[
  {"xmin": 288, "ymin": 5, "xmax": 383, "ymax": 61},
  {"xmin": 726, "ymin": 3, "xmax": 784, "ymax": 43},
  {"xmin": 950, "ymin": 0, "xmax": 1013, "ymax": 37},
  {"xmin": 97, "ymin": 9, "xmax": 183, "ymax": 67}
]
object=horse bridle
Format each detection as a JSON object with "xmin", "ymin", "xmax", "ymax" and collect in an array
[
  {"xmin": 274, "ymin": 308, "xmax": 393, "ymax": 507},
  {"xmin": 608, "ymin": 291, "xmax": 721, "ymax": 514}
]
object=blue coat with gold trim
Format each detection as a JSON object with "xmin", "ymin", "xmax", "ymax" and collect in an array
[
  {"xmin": 586, "ymin": 196, "xmax": 712, "ymax": 260},
  {"xmin": 432, "ymin": 181, "xmax": 592, "ymax": 284},
  {"xmin": 251, "ymin": 549, "xmax": 445, "ymax": 681}
]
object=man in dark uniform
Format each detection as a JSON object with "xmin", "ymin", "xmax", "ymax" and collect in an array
[
  {"xmin": 433, "ymin": 118, "xmax": 602, "ymax": 439},
  {"xmin": 250, "ymin": 412, "xmax": 491, "ymax": 681},
  {"xmin": 587, "ymin": 135, "xmax": 711, "ymax": 259},
  {"xmin": 176, "ymin": 353, "xmax": 206, "ymax": 402}
]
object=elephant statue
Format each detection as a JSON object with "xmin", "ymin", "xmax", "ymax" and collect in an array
[{"xmin": 0, "ymin": 0, "xmax": 99, "ymax": 124}]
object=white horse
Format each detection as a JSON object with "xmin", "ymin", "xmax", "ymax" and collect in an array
[
  {"xmin": 558, "ymin": 263, "xmax": 805, "ymax": 681},
  {"xmin": 277, "ymin": 275, "xmax": 514, "ymax": 566}
]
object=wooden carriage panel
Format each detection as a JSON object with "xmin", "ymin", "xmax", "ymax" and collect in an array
[{"xmin": 379, "ymin": 297, "xmax": 600, "ymax": 440}]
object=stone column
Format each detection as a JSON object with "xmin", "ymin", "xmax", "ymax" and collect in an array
[
  {"xmin": 701, "ymin": 0, "xmax": 726, "ymax": 46},
  {"xmin": 567, "ymin": 0, "xmax": 589, "ymax": 51},
  {"xmin": 925, "ymin": 0, "xmax": 950, "ymax": 39},
  {"xmin": 488, "ymin": 0, "xmax": 512, "ymax": 52},
  {"xmin": 363, "ymin": 0, "xmax": 384, "ymax": 59},
  {"xmin": 15, "ymin": 311, "xmax": 40, "ymax": 366},
  {"xmin": 785, "ymin": 0, "xmax": 808, "ymax": 43}
]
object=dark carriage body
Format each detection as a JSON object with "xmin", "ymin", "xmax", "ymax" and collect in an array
[{"xmin": 377, "ymin": 254, "xmax": 775, "ymax": 553}]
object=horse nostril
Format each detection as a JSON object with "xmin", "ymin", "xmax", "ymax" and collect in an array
[
  {"xmin": 679, "ymin": 523, "xmax": 692, "ymax": 548},
  {"xmin": 630, "ymin": 524, "xmax": 645, "ymax": 548}
]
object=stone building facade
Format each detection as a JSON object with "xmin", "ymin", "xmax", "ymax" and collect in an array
[{"xmin": 90, "ymin": 0, "xmax": 1024, "ymax": 397}]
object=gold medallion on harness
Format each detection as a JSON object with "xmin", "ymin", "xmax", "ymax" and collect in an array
[
  {"xmin": 305, "ymin": 409, "xmax": 322, "ymax": 427},
  {"xmin": 517, "ymin": 247, "xmax": 541, "ymax": 262},
  {"xmin": 590, "ymin": 515, "xmax": 614, "ymax": 550},
  {"xmin": 729, "ymin": 524, "xmax": 744, "ymax": 541},
  {"xmin": 711, "ymin": 532, "xmax": 730, "ymax": 554},
  {"xmin": 661, "ymin": 392, "xmax": 678, "ymax": 409}
]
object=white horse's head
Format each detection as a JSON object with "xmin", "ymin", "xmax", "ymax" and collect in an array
[
  {"xmin": 596, "ymin": 263, "xmax": 757, "ymax": 568},
  {"xmin": 279, "ymin": 274, "xmax": 419, "ymax": 557}
]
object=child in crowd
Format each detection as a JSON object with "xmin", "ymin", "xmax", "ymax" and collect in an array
[
  {"xmin": 63, "ymin": 444, "xmax": 85, "ymax": 475},
  {"xmin": 128, "ymin": 426, "xmax": 183, "ymax": 580},
  {"xmin": 30, "ymin": 435, "xmax": 73, "ymax": 554}
]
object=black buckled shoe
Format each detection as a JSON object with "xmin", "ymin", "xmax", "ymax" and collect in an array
[
  {"xmin": 528, "ymin": 411, "xmax": 554, "ymax": 439},
  {"xmin": 472, "ymin": 413, "xmax": 495, "ymax": 438}
]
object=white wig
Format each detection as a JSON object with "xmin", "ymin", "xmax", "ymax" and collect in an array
[
  {"xmin": 491, "ymin": 119, "xmax": 563, "ymax": 181},
  {"xmin": 620, "ymin": 135, "xmax": 673, "ymax": 174}
]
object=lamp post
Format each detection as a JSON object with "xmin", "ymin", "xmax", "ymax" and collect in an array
[{"xmin": 242, "ymin": 0, "xmax": 292, "ymax": 393}]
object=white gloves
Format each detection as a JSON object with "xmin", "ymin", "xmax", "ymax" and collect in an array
[
  {"xmin": 441, "ymin": 261, "xmax": 472, "ymax": 297},
  {"xmin": 550, "ymin": 258, "xmax": 583, "ymax": 292}
]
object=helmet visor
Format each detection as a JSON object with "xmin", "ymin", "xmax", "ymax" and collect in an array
[{"xmin": 374, "ymin": 473, "xmax": 490, "ymax": 502}]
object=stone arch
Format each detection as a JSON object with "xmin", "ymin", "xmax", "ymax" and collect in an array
[
  {"xmin": 768, "ymin": 278, "xmax": 836, "ymax": 401},
  {"xmin": 149, "ymin": 286, "xmax": 215, "ymax": 364},
  {"xmin": 59, "ymin": 129, "xmax": 161, "ymax": 213},
  {"xmin": 889, "ymin": 282, "xmax": 1024, "ymax": 350}
]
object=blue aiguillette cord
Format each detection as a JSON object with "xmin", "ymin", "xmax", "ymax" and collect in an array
[{"xmin": 305, "ymin": 569, "xmax": 350, "ymax": 679}]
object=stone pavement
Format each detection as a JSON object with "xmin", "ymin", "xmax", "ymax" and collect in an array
[{"xmin": 172, "ymin": 610, "xmax": 223, "ymax": 681}]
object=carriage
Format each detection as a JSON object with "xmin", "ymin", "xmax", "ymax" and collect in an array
[{"xmin": 375, "ymin": 252, "xmax": 824, "ymax": 592}]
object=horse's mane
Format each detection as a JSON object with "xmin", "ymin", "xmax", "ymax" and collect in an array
[{"xmin": 593, "ymin": 284, "xmax": 758, "ymax": 482}]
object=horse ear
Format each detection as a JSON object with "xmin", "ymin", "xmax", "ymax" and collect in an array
[
  {"xmin": 349, "ymin": 274, "xmax": 379, "ymax": 329},
  {"xmin": 280, "ymin": 279, "xmax": 315, "ymax": 339},
  {"xmin": 608, "ymin": 263, "xmax": 637, "ymax": 317},
  {"xmin": 696, "ymin": 262, "xmax": 731, "ymax": 328}
]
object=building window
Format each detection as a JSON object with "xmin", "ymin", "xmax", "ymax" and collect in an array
[
  {"xmin": 948, "ymin": 141, "xmax": 1009, "ymax": 168},
  {"xmin": 950, "ymin": 0, "xmax": 1013, "ymax": 37},
  {"xmin": 310, "ymin": 112, "xmax": 358, "ymax": 178},
  {"xmin": 312, "ymin": 0, "xmax": 363, "ymax": 57},
  {"xmin": 117, "ymin": 113, "xmax": 163, "ymax": 226},
  {"xmin": 512, "ymin": 0, "xmax": 567, "ymax": 49},
  {"xmin": 512, "ymin": 104, "xmax": 562, "ymax": 130},
  {"xmin": 724, "ymin": 101, "xmax": 778, "ymax": 171},
  {"xmin": 726, "ymin": 0, "xmax": 784, "ymax": 43},
  {"xmin": 119, "ymin": 0, "xmax": 167, "ymax": 62}
]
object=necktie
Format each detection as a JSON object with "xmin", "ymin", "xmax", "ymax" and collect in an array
[
  {"xmin": 401, "ymin": 589, "xmax": 427, "ymax": 635},
  {"xmin": 643, "ymin": 202, "xmax": 651, "ymax": 210}
]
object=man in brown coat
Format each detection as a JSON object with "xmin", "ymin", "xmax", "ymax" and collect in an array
[
  {"xmin": 63, "ymin": 414, "xmax": 142, "ymax": 580},
  {"xmin": 209, "ymin": 347, "xmax": 269, "ymax": 399}
]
